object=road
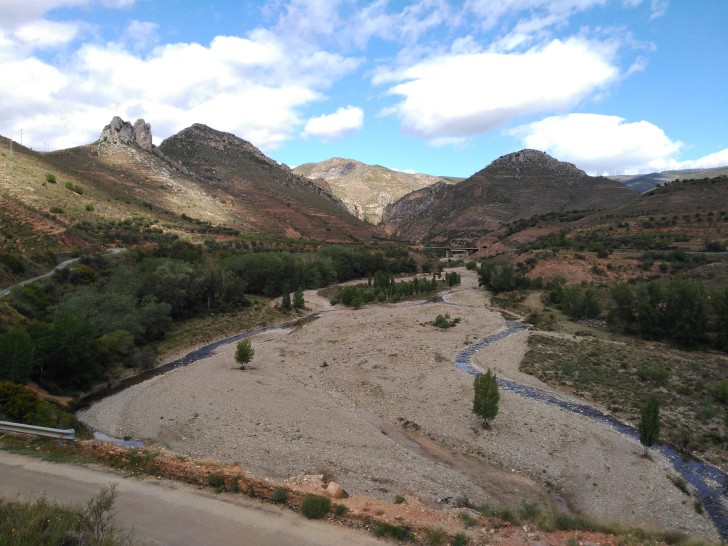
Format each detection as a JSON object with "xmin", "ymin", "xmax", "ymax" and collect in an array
[
  {"xmin": 0, "ymin": 248, "xmax": 125, "ymax": 299},
  {"xmin": 0, "ymin": 451, "xmax": 385, "ymax": 546}
]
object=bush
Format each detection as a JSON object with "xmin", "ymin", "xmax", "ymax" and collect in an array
[
  {"xmin": 272, "ymin": 488, "xmax": 288, "ymax": 503},
  {"xmin": 301, "ymin": 495, "xmax": 330, "ymax": 519},
  {"xmin": 45, "ymin": 173, "xmax": 57, "ymax": 183},
  {"xmin": 451, "ymin": 532, "xmax": 469, "ymax": 546},
  {"xmin": 372, "ymin": 522, "xmax": 414, "ymax": 540},
  {"xmin": 207, "ymin": 474, "xmax": 225, "ymax": 491},
  {"xmin": 434, "ymin": 314, "xmax": 460, "ymax": 329}
]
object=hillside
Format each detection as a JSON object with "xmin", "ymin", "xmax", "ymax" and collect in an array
[
  {"xmin": 0, "ymin": 118, "xmax": 379, "ymax": 265},
  {"xmin": 293, "ymin": 158, "xmax": 461, "ymax": 224},
  {"xmin": 381, "ymin": 149, "xmax": 637, "ymax": 244},
  {"xmin": 611, "ymin": 166, "xmax": 728, "ymax": 193},
  {"xmin": 157, "ymin": 125, "xmax": 378, "ymax": 241}
]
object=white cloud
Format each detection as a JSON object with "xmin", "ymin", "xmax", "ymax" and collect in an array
[
  {"xmin": 0, "ymin": 26, "xmax": 359, "ymax": 151},
  {"xmin": 508, "ymin": 113, "xmax": 685, "ymax": 173},
  {"xmin": 0, "ymin": 1, "xmax": 133, "ymax": 29},
  {"xmin": 14, "ymin": 20, "xmax": 80, "ymax": 48},
  {"xmin": 464, "ymin": 0, "xmax": 609, "ymax": 31},
  {"xmin": 302, "ymin": 106, "xmax": 364, "ymax": 141},
  {"xmin": 380, "ymin": 37, "xmax": 618, "ymax": 139}
]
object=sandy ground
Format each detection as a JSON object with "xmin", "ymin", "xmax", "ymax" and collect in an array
[{"xmin": 78, "ymin": 269, "xmax": 719, "ymax": 541}]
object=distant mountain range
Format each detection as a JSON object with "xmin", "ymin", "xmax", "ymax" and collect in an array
[
  {"xmin": 609, "ymin": 167, "xmax": 728, "ymax": 193},
  {"xmin": 293, "ymin": 158, "xmax": 461, "ymax": 224},
  {"xmin": 2, "ymin": 117, "xmax": 726, "ymax": 265}
]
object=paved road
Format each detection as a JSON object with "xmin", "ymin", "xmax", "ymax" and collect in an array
[{"xmin": 0, "ymin": 451, "xmax": 385, "ymax": 546}]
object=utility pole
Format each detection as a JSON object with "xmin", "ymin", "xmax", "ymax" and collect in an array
[{"xmin": 20, "ymin": 129, "xmax": 23, "ymax": 146}]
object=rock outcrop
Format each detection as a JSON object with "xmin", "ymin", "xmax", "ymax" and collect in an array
[{"xmin": 99, "ymin": 116, "xmax": 153, "ymax": 151}]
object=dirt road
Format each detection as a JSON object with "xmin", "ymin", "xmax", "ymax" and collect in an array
[{"xmin": 0, "ymin": 451, "xmax": 385, "ymax": 546}]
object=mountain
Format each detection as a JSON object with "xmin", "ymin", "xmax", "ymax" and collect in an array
[
  {"xmin": 610, "ymin": 166, "xmax": 728, "ymax": 193},
  {"xmin": 0, "ymin": 118, "xmax": 379, "ymax": 263},
  {"xmin": 293, "ymin": 158, "xmax": 462, "ymax": 224},
  {"xmin": 380, "ymin": 149, "xmax": 638, "ymax": 244},
  {"xmin": 156, "ymin": 124, "xmax": 378, "ymax": 240}
]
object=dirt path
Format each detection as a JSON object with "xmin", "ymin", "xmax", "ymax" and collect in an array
[{"xmin": 78, "ymin": 269, "xmax": 720, "ymax": 541}]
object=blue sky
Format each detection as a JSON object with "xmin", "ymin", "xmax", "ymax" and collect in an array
[{"xmin": 1, "ymin": 1, "xmax": 726, "ymax": 177}]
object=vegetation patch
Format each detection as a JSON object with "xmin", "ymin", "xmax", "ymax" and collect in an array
[
  {"xmin": 300, "ymin": 494, "xmax": 330, "ymax": 519},
  {"xmin": 521, "ymin": 333, "xmax": 728, "ymax": 468}
]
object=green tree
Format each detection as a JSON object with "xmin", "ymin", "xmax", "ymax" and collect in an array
[
  {"xmin": 0, "ymin": 329, "xmax": 37, "ymax": 383},
  {"xmin": 293, "ymin": 286, "xmax": 305, "ymax": 310},
  {"xmin": 473, "ymin": 369, "xmax": 499, "ymax": 428},
  {"xmin": 639, "ymin": 395, "xmax": 660, "ymax": 456},
  {"xmin": 281, "ymin": 285, "xmax": 292, "ymax": 311},
  {"xmin": 235, "ymin": 339, "xmax": 254, "ymax": 369}
]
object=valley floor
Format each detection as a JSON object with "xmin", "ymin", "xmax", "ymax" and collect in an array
[{"xmin": 78, "ymin": 269, "xmax": 720, "ymax": 542}]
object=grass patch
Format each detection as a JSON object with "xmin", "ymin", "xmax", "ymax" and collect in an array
[
  {"xmin": 0, "ymin": 484, "xmax": 133, "ymax": 545},
  {"xmin": 154, "ymin": 296, "xmax": 287, "ymax": 357},
  {"xmin": 521, "ymin": 333, "xmax": 728, "ymax": 468}
]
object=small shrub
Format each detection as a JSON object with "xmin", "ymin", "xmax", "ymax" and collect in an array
[
  {"xmin": 64, "ymin": 181, "xmax": 74, "ymax": 190},
  {"xmin": 49, "ymin": 206, "xmax": 64, "ymax": 214},
  {"xmin": 668, "ymin": 475, "xmax": 690, "ymax": 496},
  {"xmin": 333, "ymin": 504, "xmax": 348, "ymax": 517},
  {"xmin": 460, "ymin": 511, "xmax": 477, "ymax": 528},
  {"xmin": 425, "ymin": 528, "xmax": 445, "ymax": 546},
  {"xmin": 85, "ymin": 204, "xmax": 94, "ymax": 212},
  {"xmin": 372, "ymin": 522, "xmax": 414, "ymax": 541},
  {"xmin": 272, "ymin": 488, "xmax": 288, "ymax": 503},
  {"xmin": 434, "ymin": 313, "xmax": 460, "ymax": 328},
  {"xmin": 45, "ymin": 173, "xmax": 57, "ymax": 183},
  {"xmin": 301, "ymin": 495, "xmax": 330, "ymax": 519},
  {"xmin": 394, "ymin": 495, "xmax": 406, "ymax": 504},
  {"xmin": 451, "ymin": 532, "xmax": 469, "ymax": 546},
  {"xmin": 207, "ymin": 473, "xmax": 225, "ymax": 491}
]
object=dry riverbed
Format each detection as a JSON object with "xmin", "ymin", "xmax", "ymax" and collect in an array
[{"xmin": 78, "ymin": 269, "xmax": 720, "ymax": 541}]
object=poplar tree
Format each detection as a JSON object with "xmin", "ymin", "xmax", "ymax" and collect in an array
[
  {"xmin": 473, "ymin": 369, "xmax": 499, "ymax": 428},
  {"xmin": 639, "ymin": 395, "xmax": 660, "ymax": 456}
]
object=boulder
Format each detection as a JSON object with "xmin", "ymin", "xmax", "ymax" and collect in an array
[{"xmin": 326, "ymin": 481, "xmax": 348, "ymax": 499}]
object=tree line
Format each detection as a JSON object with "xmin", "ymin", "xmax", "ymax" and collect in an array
[{"xmin": 0, "ymin": 241, "xmax": 425, "ymax": 393}]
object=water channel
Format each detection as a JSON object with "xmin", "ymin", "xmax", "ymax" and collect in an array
[{"xmin": 456, "ymin": 320, "xmax": 728, "ymax": 542}]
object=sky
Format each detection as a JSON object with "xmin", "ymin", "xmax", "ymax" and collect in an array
[{"xmin": 1, "ymin": 1, "xmax": 727, "ymax": 178}]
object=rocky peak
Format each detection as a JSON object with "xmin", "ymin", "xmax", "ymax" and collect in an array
[
  {"xmin": 99, "ymin": 116, "xmax": 153, "ymax": 151},
  {"xmin": 488, "ymin": 149, "xmax": 584, "ymax": 178}
]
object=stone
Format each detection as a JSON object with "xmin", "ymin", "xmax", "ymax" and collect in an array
[
  {"xmin": 326, "ymin": 481, "xmax": 348, "ymax": 499},
  {"xmin": 133, "ymin": 119, "xmax": 153, "ymax": 151}
]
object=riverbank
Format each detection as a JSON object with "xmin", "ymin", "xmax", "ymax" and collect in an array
[{"xmin": 78, "ymin": 269, "xmax": 720, "ymax": 541}]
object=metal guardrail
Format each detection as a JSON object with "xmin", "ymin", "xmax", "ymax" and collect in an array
[{"xmin": 0, "ymin": 420, "xmax": 75, "ymax": 441}]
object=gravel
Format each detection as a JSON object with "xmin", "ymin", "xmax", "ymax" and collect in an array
[{"xmin": 78, "ymin": 269, "xmax": 720, "ymax": 542}]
